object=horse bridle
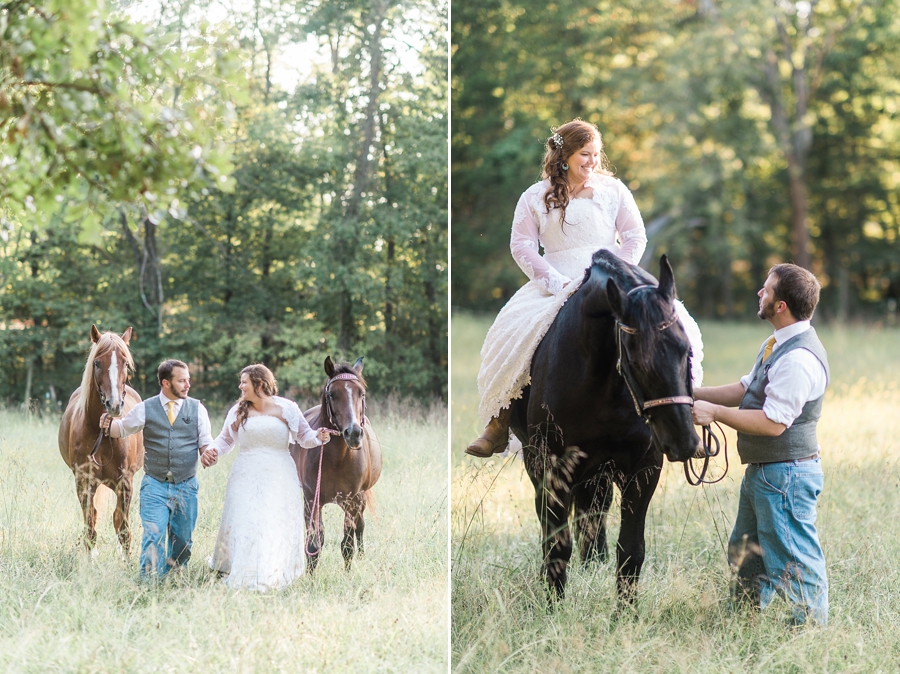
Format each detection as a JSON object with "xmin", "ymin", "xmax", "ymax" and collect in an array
[
  {"xmin": 615, "ymin": 285, "xmax": 693, "ymax": 418},
  {"xmin": 323, "ymin": 373, "xmax": 368, "ymax": 430},
  {"xmin": 615, "ymin": 284, "xmax": 726, "ymax": 485},
  {"xmin": 95, "ymin": 373, "xmax": 127, "ymax": 412},
  {"xmin": 90, "ymin": 352, "xmax": 130, "ymax": 467}
]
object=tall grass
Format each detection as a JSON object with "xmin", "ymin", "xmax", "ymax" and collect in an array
[
  {"xmin": 0, "ymin": 403, "xmax": 448, "ymax": 673},
  {"xmin": 452, "ymin": 312, "xmax": 900, "ymax": 673}
]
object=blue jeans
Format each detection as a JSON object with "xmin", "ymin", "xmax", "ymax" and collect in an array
[
  {"xmin": 728, "ymin": 458, "xmax": 828, "ymax": 625},
  {"xmin": 139, "ymin": 474, "xmax": 199, "ymax": 580}
]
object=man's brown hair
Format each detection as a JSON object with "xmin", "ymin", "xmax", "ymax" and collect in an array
[
  {"xmin": 157, "ymin": 359, "xmax": 189, "ymax": 386},
  {"xmin": 769, "ymin": 264, "xmax": 821, "ymax": 321}
]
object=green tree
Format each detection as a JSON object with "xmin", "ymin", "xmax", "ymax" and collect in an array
[{"xmin": 1, "ymin": 0, "xmax": 244, "ymax": 236}]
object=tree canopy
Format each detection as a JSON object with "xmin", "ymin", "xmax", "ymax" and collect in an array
[
  {"xmin": 451, "ymin": 0, "xmax": 900, "ymax": 322},
  {"xmin": 0, "ymin": 0, "xmax": 448, "ymax": 410}
]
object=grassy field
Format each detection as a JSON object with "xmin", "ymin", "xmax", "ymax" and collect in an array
[
  {"xmin": 0, "ymin": 400, "xmax": 448, "ymax": 673},
  {"xmin": 451, "ymin": 312, "xmax": 900, "ymax": 673}
]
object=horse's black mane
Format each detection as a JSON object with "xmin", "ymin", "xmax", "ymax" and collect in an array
[
  {"xmin": 589, "ymin": 249, "xmax": 650, "ymax": 290},
  {"xmin": 587, "ymin": 250, "xmax": 680, "ymax": 370}
]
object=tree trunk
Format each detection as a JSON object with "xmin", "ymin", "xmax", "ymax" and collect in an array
[
  {"xmin": 837, "ymin": 266, "xmax": 850, "ymax": 323},
  {"xmin": 22, "ymin": 355, "xmax": 33, "ymax": 411},
  {"xmin": 338, "ymin": 1, "xmax": 387, "ymax": 351},
  {"xmin": 787, "ymin": 159, "xmax": 811, "ymax": 270},
  {"xmin": 720, "ymin": 258, "xmax": 733, "ymax": 318},
  {"xmin": 119, "ymin": 209, "xmax": 164, "ymax": 335},
  {"xmin": 384, "ymin": 237, "xmax": 395, "ymax": 354}
]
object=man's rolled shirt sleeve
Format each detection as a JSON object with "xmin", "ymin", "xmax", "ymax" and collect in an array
[
  {"xmin": 197, "ymin": 403, "xmax": 214, "ymax": 448},
  {"xmin": 761, "ymin": 349, "xmax": 827, "ymax": 428}
]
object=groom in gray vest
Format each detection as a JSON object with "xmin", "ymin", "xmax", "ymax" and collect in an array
[
  {"xmin": 692, "ymin": 263, "xmax": 829, "ymax": 625},
  {"xmin": 101, "ymin": 359, "xmax": 215, "ymax": 580}
]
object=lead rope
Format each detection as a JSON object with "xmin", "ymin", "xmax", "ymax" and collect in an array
[
  {"xmin": 309, "ymin": 428, "xmax": 342, "ymax": 555},
  {"xmin": 89, "ymin": 427, "xmax": 113, "ymax": 467},
  {"xmin": 90, "ymin": 373, "xmax": 127, "ymax": 468},
  {"xmin": 684, "ymin": 421, "xmax": 728, "ymax": 486}
]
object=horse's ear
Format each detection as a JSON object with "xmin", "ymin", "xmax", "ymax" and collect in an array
[
  {"xmin": 658, "ymin": 255, "xmax": 676, "ymax": 301},
  {"xmin": 353, "ymin": 357, "xmax": 364, "ymax": 375},
  {"xmin": 324, "ymin": 356, "xmax": 335, "ymax": 378},
  {"xmin": 121, "ymin": 327, "xmax": 133, "ymax": 344},
  {"xmin": 90, "ymin": 325, "xmax": 101, "ymax": 343},
  {"xmin": 606, "ymin": 278, "xmax": 625, "ymax": 319}
]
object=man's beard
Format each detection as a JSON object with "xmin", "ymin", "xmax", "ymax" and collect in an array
[{"xmin": 758, "ymin": 297, "xmax": 776, "ymax": 320}]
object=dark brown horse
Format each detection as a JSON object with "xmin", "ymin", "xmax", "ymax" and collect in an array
[
  {"xmin": 291, "ymin": 357, "xmax": 382, "ymax": 572},
  {"xmin": 58, "ymin": 326, "xmax": 144, "ymax": 553}
]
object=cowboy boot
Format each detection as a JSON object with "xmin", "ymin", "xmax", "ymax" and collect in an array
[{"xmin": 465, "ymin": 406, "xmax": 513, "ymax": 458}]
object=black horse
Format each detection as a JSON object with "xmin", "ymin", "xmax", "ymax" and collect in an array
[{"xmin": 510, "ymin": 250, "xmax": 702, "ymax": 606}]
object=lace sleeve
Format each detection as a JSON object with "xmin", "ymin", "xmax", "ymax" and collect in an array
[
  {"xmin": 276, "ymin": 397, "xmax": 319, "ymax": 448},
  {"xmin": 614, "ymin": 181, "xmax": 648, "ymax": 265},
  {"xmin": 509, "ymin": 187, "xmax": 572, "ymax": 294},
  {"xmin": 211, "ymin": 405, "xmax": 240, "ymax": 456}
]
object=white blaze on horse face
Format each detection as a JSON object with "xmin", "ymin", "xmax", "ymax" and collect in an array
[
  {"xmin": 108, "ymin": 352, "xmax": 121, "ymax": 409},
  {"xmin": 343, "ymin": 383, "xmax": 359, "ymax": 428}
]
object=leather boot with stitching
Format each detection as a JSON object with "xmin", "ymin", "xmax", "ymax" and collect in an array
[{"xmin": 465, "ymin": 406, "xmax": 512, "ymax": 457}]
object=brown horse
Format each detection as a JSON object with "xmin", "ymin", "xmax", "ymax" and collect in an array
[
  {"xmin": 291, "ymin": 357, "xmax": 382, "ymax": 572},
  {"xmin": 58, "ymin": 325, "xmax": 144, "ymax": 553}
]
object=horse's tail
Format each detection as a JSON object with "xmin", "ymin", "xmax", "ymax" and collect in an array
[{"xmin": 363, "ymin": 489, "xmax": 377, "ymax": 520}]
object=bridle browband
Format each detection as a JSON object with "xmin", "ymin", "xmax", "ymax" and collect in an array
[{"xmin": 323, "ymin": 373, "xmax": 368, "ymax": 430}]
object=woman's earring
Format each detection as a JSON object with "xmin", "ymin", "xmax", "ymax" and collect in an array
[{"xmin": 562, "ymin": 162, "xmax": 569, "ymax": 171}]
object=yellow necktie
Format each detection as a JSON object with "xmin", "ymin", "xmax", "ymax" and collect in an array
[
  {"xmin": 761, "ymin": 336, "xmax": 777, "ymax": 363},
  {"xmin": 166, "ymin": 400, "xmax": 177, "ymax": 426}
]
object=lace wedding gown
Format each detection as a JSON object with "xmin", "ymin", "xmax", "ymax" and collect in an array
[
  {"xmin": 477, "ymin": 175, "xmax": 704, "ymax": 424},
  {"xmin": 209, "ymin": 399, "xmax": 320, "ymax": 590}
]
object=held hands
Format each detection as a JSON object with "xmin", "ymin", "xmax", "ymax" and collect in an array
[
  {"xmin": 99, "ymin": 413, "xmax": 112, "ymax": 434},
  {"xmin": 316, "ymin": 427, "xmax": 333, "ymax": 444},
  {"xmin": 200, "ymin": 448, "xmax": 218, "ymax": 468},
  {"xmin": 692, "ymin": 400, "xmax": 718, "ymax": 426}
]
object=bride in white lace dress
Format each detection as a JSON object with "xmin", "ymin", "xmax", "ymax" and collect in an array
[
  {"xmin": 466, "ymin": 119, "xmax": 704, "ymax": 457},
  {"xmin": 205, "ymin": 364, "xmax": 330, "ymax": 590}
]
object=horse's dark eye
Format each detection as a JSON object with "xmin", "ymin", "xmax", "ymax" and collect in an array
[{"xmin": 94, "ymin": 360, "xmax": 101, "ymax": 369}]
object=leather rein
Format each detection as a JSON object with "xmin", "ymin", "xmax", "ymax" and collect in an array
[{"xmin": 615, "ymin": 285, "xmax": 726, "ymax": 486}]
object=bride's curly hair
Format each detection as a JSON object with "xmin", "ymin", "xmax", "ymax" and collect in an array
[
  {"xmin": 542, "ymin": 119, "xmax": 612, "ymax": 227},
  {"xmin": 232, "ymin": 363, "xmax": 278, "ymax": 432}
]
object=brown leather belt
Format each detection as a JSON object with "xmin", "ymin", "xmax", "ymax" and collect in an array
[{"xmin": 752, "ymin": 452, "xmax": 819, "ymax": 466}]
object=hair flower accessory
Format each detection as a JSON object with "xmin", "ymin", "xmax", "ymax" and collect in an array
[{"xmin": 551, "ymin": 132, "xmax": 563, "ymax": 149}]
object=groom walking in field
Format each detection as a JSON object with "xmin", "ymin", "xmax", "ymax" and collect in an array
[
  {"xmin": 692, "ymin": 264, "xmax": 829, "ymax": 625},
  {"xmin": 101, "ymin": 360, "xmax": 217, "ymax": 580}
]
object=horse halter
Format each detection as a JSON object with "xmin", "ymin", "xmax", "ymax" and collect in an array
[
  {"xmin": 323, "ymin": 373, "xmax": 368, "ymax": 429},
  {"xmin": 95, "ymin": 376, "xmax": 127, "ymax": 411},
  {"xmin": 94, "ymin": 350, "xmax": 129, "ymax": 410},
  {"xmin": 615, "ymin": 285, "xmax": 694, "ymax": 418},
  {"xmin": 90, "ymin": 348, "xmax": 131, "ymax": 467},
  {"xmin": 616, "ymin": 285, "xmax": 727, "ymax": 485}
]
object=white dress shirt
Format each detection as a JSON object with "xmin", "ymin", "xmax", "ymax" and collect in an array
[
  {"xmin": 112, "ymin": 391, "xmax": 214, "ymax": 448},
  {"xmin": 739, "ymin": 321, "xmax": 828, "ymax": 428}
]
